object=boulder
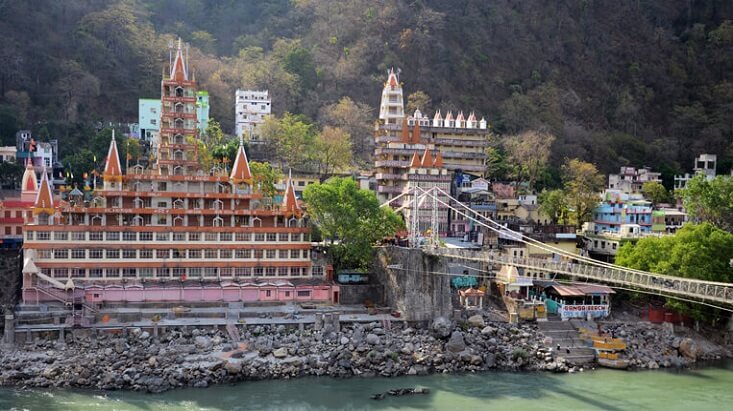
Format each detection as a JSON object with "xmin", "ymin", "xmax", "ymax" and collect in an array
[
  {"xmin": 467, "ymin": 315, "xmax": 485, "ymax": 328},
  {"xmin": 481, "ymin": 326, "xmax": 496, "ymax": 336},
  {"xmin": 431, "ymin": 317, "xmax": 453, "ymax": 338},
  {"xmin": 366, "ymin": 334, "xmax": 381, "ymax": 345},
  {"xmin": 678, "ymin": 338, "xmax": 699, "ymax": 360},
  {"xmin": 445, "ymin": 331, "xmax": 466, "ymax": 353},
  {"xmin": 194, "ymin": 336, "xmax": 212, "ymax": 351},
  {"xmin": 225, "ymin": 361, "xmax": 242, "ymax": 374},
  {"xmin": 273, "ymin": 347, "xmax": 289, "ymax": 358}
]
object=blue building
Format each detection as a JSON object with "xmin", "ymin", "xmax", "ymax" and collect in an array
[
  {"xmin": 592, "ymin": 199, "xmax": 653, "ymax": 233},
  {"xmin": 196, "ymin": 91, "xmax": 210, "ymax": 134},
  {"xmin": 138, "ymin": 98, "xmax": 161, "ymax": 143}
]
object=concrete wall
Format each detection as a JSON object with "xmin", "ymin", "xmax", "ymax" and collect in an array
[
  {"xmin": 338, "ymin": 284, "xmax": 384, "ymax": 305},
  {"xmin": 371, "ymin": 246, "xmax": 452, "ymax": 322}
]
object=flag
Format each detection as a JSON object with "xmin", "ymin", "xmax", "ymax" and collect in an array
[{"xmin": 93, "ymin": 155, "xmax": 97, "ymax": 163}]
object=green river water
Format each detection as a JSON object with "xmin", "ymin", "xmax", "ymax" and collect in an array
[{"xmin": 1, "ymin": 361, "xmax": 732, "ymax": 410}]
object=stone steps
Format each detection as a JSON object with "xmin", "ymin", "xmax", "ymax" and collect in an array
[{"xmin": 538, "ymin": 319, "xmax": 596, "ymax": 365}]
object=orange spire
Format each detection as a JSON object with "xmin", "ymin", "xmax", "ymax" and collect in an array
[
  {"xmin": 401, "ymin": 117, "xmax": 410, "ymax": 143},
  {"xmin": 421, "ymin": 148, "xmax": 434, "ymax": 168},
  {"xmin": 171, "ymin": 38, "xmax": 188, "ymax": 81},
  {"xmin": 282, "ymin": 169, "xmax": 302, "ymax": 218},
  {"xmin": 444, "ymin": 111, "xmax": 453, "ymax": 122},
  {"xmin": 229, "ymin": 143, "xmax": 252, "ymax": 183},
  {"xmin": 387, "ymin": 67, "xmax": 398, "ymax": 89},
  {"xmin": 409, "ymin": 152, "xmax": 422, "ymax": 168},
  {"xmin": 21, "ymin": 158, "xmax": 37, "ymax": 192},
  {"xmin": 433, "ymin": 151, "xmax": 444, "ymax": 168},
  {"xmin": 411, "ymin": 119, "xmax": 421, "ymax": 144},
  {"xmin": 33, "ymin": 168, "xmax": 54, "ymax": 215},
  {"xmin": 103, "ymin": 132, "xmax": 122, "ymax": 181}
]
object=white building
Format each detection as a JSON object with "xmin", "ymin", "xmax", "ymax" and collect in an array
[
  {"xmin": 0, "ymin": 146, "xmax": 16, "ymax": 163},
  {"xmin": 674, "ymin": 153, "xmax": 718, "ymax": 189},
  {"xmin": 378, "ymin": 68, "xmax": 404, "ymax": 125},
  {"xmin": 235, "ymin": 90, "xmax": 271, "ymax": 142},
  {"xmin": 608, "ymin": 166, "xmax": 662, "ymax": 194}
]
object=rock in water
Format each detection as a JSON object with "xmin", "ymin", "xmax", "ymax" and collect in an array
[
  {"xmin": 445, "ymin": 331, "xmax": 466, "ymax": 353},
  {"xmin": 467, "ymin": 315, "xmax": 485, "ymax": 328}
]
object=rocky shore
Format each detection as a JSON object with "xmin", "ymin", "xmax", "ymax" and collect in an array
[{"xmin": 0, "ymin": 315, "xmax": 728, "ymax": 393}]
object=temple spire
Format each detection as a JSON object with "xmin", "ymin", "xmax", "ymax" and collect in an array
[
  {"xmin": 170, "ymin": 37, "xmax": 188, "ymax": 81},
  {"xmin": 229, "ymin": 141, "xmax": 252, "ymax": 183},
  {"xmin": 421, "ymin": 148, "xmax": 434, "ymax": 168},
  {"xmin": 20, "ymin": 158, "xmax": 38, "ymax": 202},
  {"xmin": 33, "ymin": 167, "xmax": 54, "ymax": 215},
  {"xmin": 103, "ymin": 130, "xmax": 122, "ymax": 181},
  {"xmin": 282, "ymin": 168, "xmax": 301, "ymax": 218}
]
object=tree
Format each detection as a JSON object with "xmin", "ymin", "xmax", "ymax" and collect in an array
[
  {"xmin": 484, "ymin": 146, "xmax": 508, "ymax": 180},
  {"xmin": 0, "ymin": 160, "xmax": 23, "ymax": 189},
  {"xmin": 250, "ymin": 161, "xmax": 283, "ymax": 201},
  {"xmin": 319, "ymin": 97, "xmax": 373, "ymax": 164},
  {"xmin": 504, "ymin": 130, "xmax": 555, "ymax": 191},
  {"xmin": 260, "ymin": 112, "xmax": 316, "ymax": 169},
  {"xmin": 680, "ymin": 174, "xmax": 733, "ymax": 232},
  {"xmin": 406, "ymin": 90, "xmax": 431, "ymax": 115},
  {"xmin": 314, "ymin": 126, "xmax": 353, "ymax": 179},
  {"xmin": 303, "ymin": 177, "xmax": 403, "ymax": 269},
  {"xmin": 562, "ymin": 158, "xmax": 604, "ymax": 226},
  {"xmin": 539, "ymin": 189, "xmax": 569, "ymax": 224},
  {"xmin": 641, "ymin": 181, "xmax": 671, "ymax": 205},
  {"xmin": 616, "ymin": 223, "xmax": 733, "ymax": 321}
]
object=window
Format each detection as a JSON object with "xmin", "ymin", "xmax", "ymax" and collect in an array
[
  {"xmin": 236, "ymin": 232, "xmax": 250, "ymax": 241},
  {"xmin": 265, "ymin": 290, "xmax": 271, "ymax": 297},
  {"xmin": 266, "ymin": 249, "xmax": 276, "ymax": 259},
  {"xmin": 220, "ymin": 232, "xmax": 232, "ymax": 241},
  {"xmin": 189, "ymin": 232, "xmax": 200, "ymax": 241},
  {"xmin": 140, "ymin": 249, "xmax": 153, "ymax": 258},
  {"xmin": 105, "ymin": 249, "xmax": 120, "ymax": 259},
  {"xmin": 188, "ymin": 249, "xmax": 201, "ymax": 258},
  {"xmin": 123, "ymin": 232, "xmax": 137, "ymax": 241},
  {"xmin": 204, "ymin": 267, "xmax": 218, "ymax": 277},
  {"xmin": 53, "ymin": 268, "xmax": 68, "ymax": 278},
  {"xmin": 71, "ymin": 268, "xmax": 85, "ymax": 278},
  {"xmin": 54, "ymin": 232, "xmax": 68, "ymax": 241},
  {"xmin": 106, "ymin": 269, "xmax": 120, "ymax": 278},
  {"xmin": 122, "ymin": 268, "xmax": 137, "ymax": 278},
  {"xmin": 150, "ymin": 119, "xmax": 157, "ymax": 125},
  {"xmin": 173, "ymin": 232, "xmax": 186, "ymax": 241},
  {"xmin": 235, "ymin": 267, "xmax": 251, "ymax": 277},
  {"xmin": 278, "ymin": 267, "xmax": 289, "ymax": 276},
  {"xmin": 106, "ymin": 232, "xmax": 120, "ymax": 241},
  {"xmin": 38, "ymin": 249, "xmax": 52, "ymax": 259},
  {"xmin": 90, "ymin": 268, "xmax": 103, "ymax": 278},
  {"xmin": 189, "ymin": 267, "xmax": 201, "ymax": 278},
  {"xmin": 290, "ymin": 233, "xmax": 301, "ymax": 242},
  {"xmin": 156, "ymin": 249, "xmax": 169, "ymax": 258},
  {"xmin": 205, "ymin": 249, "xmax": 217, "ymax": 259},
  {"xmin": 278, "ymin": 233, "xmax": 289, "ymax": 242},
  {"xmin": 255, "ymin": 233, "xmax": 265, "ymax": 242},
  {"xmin": 71, "ymin": 249, "xmax": 86, "ymax": 259},
  {"xmin": 155, "ymin": 232, "xmax": 170, "ymax": 241},
  {"xmin": 220, "ymin": 249, "xmax": 233, "ymax": 259},
  {"xmin": 89, "ymin": 232, "xmax": 103, "ymax": 241},
  {"xmin": 205, "ymin": 232, "xmax": 217, "ymax": 241},
  {"xmin": 266, "ymin": 267, "xmax": 276, "ymax": 276},
  {"xmin": 290, "ymin": 249, "xmax": 300, "ymax": 259},
  {"xmin": 53, "ymin": 249, "xmax": 69, "ymax": 259},
  {"xmin": 312, "ymin": 266, "xmax": 324, "ymax": 276},
  {"xmin": 123, "ymin": 249, "xmax": 137, "ymax": 259},
  {"xmin": 254, "ymin": 249, "xmax": 263, "ymax": 259},
  {"xmin": 172, "ymin": 268, "xmax": 185, "ymax": 278},
  {"xmin": 285, "ymin": 291, "xmax": 290, "ymax": 297},
  {"xmin": 254, "ymin": 267, "xmax": 263, "ymax": 276},
  {"xmin": 235, "ymin": 249, "xmax": 251, "ymax": 259},
  {"xmin": 89, "ymin": 249, "xmax": 103, "ymax": 258},
  {"xmin": 140, "ymin": 268, "xmax": 154, "ymax": 278},
  {"xmin": 71, "ymin": 232, "xmax": 86, "ymax": 241},
  {"xmin": 172, "ymin": 249, "xmax": 184, "ymax": 258},
  {"xmin": 267, "ymin": 233, "xmax": 277, "ymax": 242},
  {"xmin": 25, "ymin": 231, "xmax": 34, "ymax": 240},
  {"xmin": 297, "ymin": 290, "xmax": 311, "ymax": 297}
]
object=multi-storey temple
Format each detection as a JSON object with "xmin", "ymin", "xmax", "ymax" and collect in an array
[{"xmin": 21, "ymin": 41, "xmax": 337, "ymax": 307}]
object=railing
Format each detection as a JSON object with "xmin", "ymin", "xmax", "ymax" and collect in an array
[{"xmin": 429, "ymin": 249, "xmax": 733, "ymax": 306}]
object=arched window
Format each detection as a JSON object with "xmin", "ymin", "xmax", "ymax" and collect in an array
[{"xmin": 213, "ymin": 216, "xmax": 224, "ymax": 227}]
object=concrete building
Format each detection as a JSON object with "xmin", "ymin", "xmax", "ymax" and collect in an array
[
  {"xmin": 674, "ymin": 153, "xmax": 718, "ymax": 189},
  {"xmin": 373, "ymin": 70, "xmax": 490, "ymax": 205},
  {"xmin": 235, "ymin": 89, "xmax": 271, "ymax": 142},
  {"xmin": 0, "ymin": 160, "xmax": 37, "ymax": 242},
  {"xmin": 608, "ymin": 166, "xmax": 662, "ymax": 194},
  {"xmin": 196, "ymin": 91, "xmax": 210, "ymax": 134},
  {"xmin": 402, "ymin": 148, "xmax": 452, "ymax": 237},
  {"xmin": 0, "ymin": 146, "xmax": 16, "ymax": 163},
  {"xmin": 21, "ymin": 40, "xmax": 337, "ymax": 307},
  {"xmin": 138, "ymin": 99, "xmax": 161, "ymax": 144},
  {"xmin": 14, "ymin": 131, "xmax": 62, "ymax": 187}
]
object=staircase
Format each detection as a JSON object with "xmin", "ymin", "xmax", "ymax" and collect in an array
[
  {"xmin": 226, "ymin": 323, "xmax": 240, "ymax": 344},
  {"xmin": 538, "ymin": 318, "xmax": 596, "ymax": 365}
]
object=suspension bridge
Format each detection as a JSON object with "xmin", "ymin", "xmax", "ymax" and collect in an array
[{"xmin": 382, "ymin": 186, "xmax": 733, "ymax": 310}]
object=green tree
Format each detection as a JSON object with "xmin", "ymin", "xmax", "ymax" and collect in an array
[
  {"xmin": 680, "ymin": 174, "xmax": 733, "ymax": 232},
  {"xmin": 250, "ymin": 161, "xmax": 283, "ymax": 201},
  {"xmin": 562, "ymin": 158, "xmax": 604, "ymax": 226},
  {"xmin": 616, "ymin": 223, "xmax": 733, "ymax": 321},
  {"xmin": 641, "ymin": 181, "xmax": 671, "ymax": 205},
  {"xmin": 319, "ymin": 97, "xmax": 373, "ymax": 164},
  {"xmin": 0, "ymin": 160, "xmax": 23, "ymax": 189},
  {"xmin": 504, "ymin": 130, "xmax": 555, "ymax": 191},
  {"xmin": 260, "ymin": 112, "xmax": 316, "ymax": 169},
  {"xmin": 314, "ymin": 126, "xmax": 353, "ymax": 179},
  {"xmin": 539, "ymin": 189, "xmax": 569, "ymax": 224},
  {"xmin": 406, "ymin": 90, "xmax": 431, "ymax": 115},
  {"xmin": 303, "ymin": 177, "xmax": 403, "ymax": 269}
]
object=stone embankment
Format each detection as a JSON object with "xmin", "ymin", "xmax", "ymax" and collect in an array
[{"xmin": 0, "ymin": 316, "xmax": 727, "ymax": 393}]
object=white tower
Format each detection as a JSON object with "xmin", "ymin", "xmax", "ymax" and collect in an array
[{"xmin": 378, "ymin": 68, "xmax": 404, "ymax": 125}]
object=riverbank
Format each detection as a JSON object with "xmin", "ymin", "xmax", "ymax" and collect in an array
[{"xmin": 0, "ymin": 313, "xmax": 728, "ymax": 393}]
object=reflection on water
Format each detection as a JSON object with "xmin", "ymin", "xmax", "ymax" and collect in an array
[{"xmin": 1, "ymin": 361, "xmax": 732, "ymax": 411}]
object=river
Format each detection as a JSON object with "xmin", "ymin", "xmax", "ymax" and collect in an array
[{"xmin": 1, "ymin": 361, "xmax": 732, "ymax": 410}]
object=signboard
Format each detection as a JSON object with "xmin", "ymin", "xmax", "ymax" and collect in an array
[{"xmin": 559, "ymin": 304, "xmax": 609, "ymax": 319}]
